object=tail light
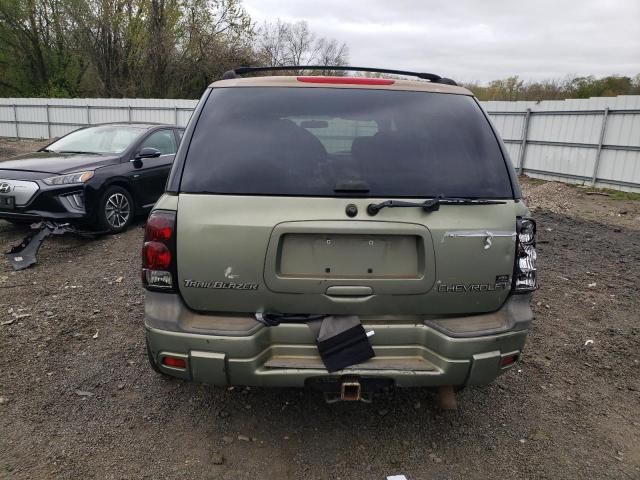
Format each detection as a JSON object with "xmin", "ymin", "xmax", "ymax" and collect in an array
[
  {"xmin": 500, "ymin": 353, "xmax": 519, "ymax": 367},
  {"xmin": 513, "ymin": 217, "xmax": 538, "ymax": 293},
  {"xmin": 162, "ymin": 356, "xmax": 187, "ymax": 369},
  {"xmin": 142, "ymin": 210, "xmax": 176, "ymax": 291}
]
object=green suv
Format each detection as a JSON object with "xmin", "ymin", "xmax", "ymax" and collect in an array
[{"xmin": 143, "ymin": 66, "xmax": 537, "ymax": 404}]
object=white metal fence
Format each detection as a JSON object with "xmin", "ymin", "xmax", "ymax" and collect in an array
[
  {"xmin": 484, "ymin": 96, "xmax": 640, "ymax": 192},
  {"xmin": 1, "ymin": 95, "xmax": 639, "ymax": 192},
  {"xmin": 0, "ymin": 98, "xmax": 197, "ymax": 139}
]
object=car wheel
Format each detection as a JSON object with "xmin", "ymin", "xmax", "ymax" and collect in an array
[{"xmin": 98, "ymin": 186, "xmax": 134, "ymax": 233}]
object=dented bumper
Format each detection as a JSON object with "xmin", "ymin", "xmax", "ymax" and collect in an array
[{"xmin": 144, "ymin": 293, "xmax": 532, "ymax": 388}]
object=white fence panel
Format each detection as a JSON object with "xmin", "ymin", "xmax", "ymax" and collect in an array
[
  {"xmin": 524, "ymin": 144, "xmax": 597, "ymax": 178},
  {"xmin": 605, "ymin": 113, "xmax": 640, "ymax": 147},
  {"xmin": 0, "ymin": 95, "xmax": 639, "ymax": 192},
  {"xmin": 502, "ymin": 142, "xmax": 520, "ymax": 168},
  {"xmin": 481, "ymin": 95, "xmax": 640, "ymax": 192}
]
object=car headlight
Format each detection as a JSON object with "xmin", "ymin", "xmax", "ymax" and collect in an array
[{"xmin": 42, "ymin": 171, "xmax": 94, "ymax": 186}]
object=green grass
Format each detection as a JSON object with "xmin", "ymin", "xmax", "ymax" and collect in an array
[
  {"xmin": 608, "ymin": 190, "xmax": 640, "ymax": 201},
  {"xmin": 576, "ymin": 186, "xmax": 640, "ymax": 201},
  {"xmin": 518, "ymin": 175, "xmax": 545, "ymax": 185}
]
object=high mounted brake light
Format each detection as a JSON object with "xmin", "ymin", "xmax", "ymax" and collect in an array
[
  {"xmin": 296, "ymin": 76, "xmax": 395, "ymax": 85},
  {"xmin": 142, "ymin": 210, "xmax": 176, "ymax": 291},
  {"xmin": 513, "ymin": 217, "xmax": 538, "ymax": 293}
]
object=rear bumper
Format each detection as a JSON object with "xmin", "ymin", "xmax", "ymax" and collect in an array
[{"xmin": 144, "ymin": 293, "xmax": 533, "ymax": 388}]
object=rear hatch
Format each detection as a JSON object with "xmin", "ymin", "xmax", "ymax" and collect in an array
[{"xmin": 176, "ymin": 84, "xmax": 519, "ymax": 316}]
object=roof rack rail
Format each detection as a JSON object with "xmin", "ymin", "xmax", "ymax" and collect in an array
[{"xmin": 221, "ymin": 66, "xmax": 457, "ymax": 85}]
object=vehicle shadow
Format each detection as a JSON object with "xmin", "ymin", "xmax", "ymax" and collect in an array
[{"xmin": 144, "ymin": 374, "xmax": 518, "ymax": 476}]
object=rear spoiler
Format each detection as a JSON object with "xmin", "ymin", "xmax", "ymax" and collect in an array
[{"xmin": 221, "ymin": 65, "xmax": 458, "ymax": 85}]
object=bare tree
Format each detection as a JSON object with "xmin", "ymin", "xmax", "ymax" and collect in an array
[
  {"xmin": 285, "ymin": 20, "xmax": 315, "ymax": 65},
  {"xmin": 314, "ymin": 37, "xmax": 349, "ymax": 73},
  {"xmin": 258, "ymin": 19, "xmax": 289, "ymax": 67},
  {"xmin": 257, "ymin": 19, "xmax": 349, "ymax": 72}
]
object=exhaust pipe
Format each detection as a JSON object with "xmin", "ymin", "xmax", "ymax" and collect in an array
[{"xmin": 437, "ymin": 385, "xmax": 458, "ymax": 410}]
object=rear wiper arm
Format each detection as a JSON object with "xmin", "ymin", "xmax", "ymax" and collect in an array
[{"xmin": 367, "ymin": 195, "xmax": 506, "ymax": 216}]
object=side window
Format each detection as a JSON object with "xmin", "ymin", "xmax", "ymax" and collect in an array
[{"xmin": 140, "ymin": 130, "xmax": 177, "ymax": 155}]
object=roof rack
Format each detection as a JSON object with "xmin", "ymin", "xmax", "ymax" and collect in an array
[{"xmin": 221, "ymin": 66, "xmax": 457, "ymax": 85}]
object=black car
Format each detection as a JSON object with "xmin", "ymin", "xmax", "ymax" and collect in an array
[{"xmin": 0, "ymin": 123, "xmax": 183, "ymax": 232}]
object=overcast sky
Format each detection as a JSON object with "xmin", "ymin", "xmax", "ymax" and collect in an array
[{"xmin": 242, "ymin": 0, "xmax": 640, "ymax": 83}]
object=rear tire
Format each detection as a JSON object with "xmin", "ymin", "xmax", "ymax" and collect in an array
[{"xmin": 97, "ymin": 186, "xmax": 134, "ymax": 233}]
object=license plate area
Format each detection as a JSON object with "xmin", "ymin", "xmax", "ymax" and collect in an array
[
  {"xmin": 0, "ymin": 195, "xmax": 15, "ymax": 210},
  {"xmin": 264, "ymin": 220, "xmax": 436, "ymax": 295},
  {"xmin": 279, "ymin": 233, "xmax": 421, "ymax": 279}
]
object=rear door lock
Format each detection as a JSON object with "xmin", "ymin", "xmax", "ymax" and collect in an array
[{"xmin": 345, "ymin": 204, "xmax": 358, "ymax": 217}]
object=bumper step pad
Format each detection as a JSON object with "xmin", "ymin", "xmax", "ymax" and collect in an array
[{"xmin": 255, "ymin": 313, "xmax": 376, "ymax": 373}]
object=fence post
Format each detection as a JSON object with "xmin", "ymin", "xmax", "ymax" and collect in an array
[
  {"xmin": 128, "ymin": 105, "xmax": 132, "ymax": 122},
  {"xmin": 45, "ymin": 104, "xmax": 51, "ymax": 138},
  {"xmin": 173, "ymin": 106, "xmax": 178, "ymax": 125},
  {"xmin": 517, "ymin": 108, "xmax": 531, "ymax": 175},
  {"xmin": 12, "ymin": 104, "xmax": 19, "ymax": 139},
  {"xmin": 86, "ymin": 105, "xmax": 91, "ymax": 125},
  {"xmin": 591, "ymin": 107, "xmax": 609, "ymax": 186}
]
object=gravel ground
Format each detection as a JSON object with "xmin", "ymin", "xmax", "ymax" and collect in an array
[
  {"xmin": 0, "ymin": 140, "xmax": 639, "ymax": 479},
  {"xmin": 521, "ymin": 178, "xmax": 640, "ymax": 229}
]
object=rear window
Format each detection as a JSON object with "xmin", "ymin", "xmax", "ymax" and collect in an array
[{"xmin": 181, "ymin": 87, "xmax": 513, "ymax": 198}]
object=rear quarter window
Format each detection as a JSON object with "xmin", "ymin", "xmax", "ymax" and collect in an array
[{"xmin": 180, "ymin": 87, "xmax": 513, "ymax": 198}]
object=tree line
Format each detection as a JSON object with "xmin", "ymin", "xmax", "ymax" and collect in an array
[
  {"xmin": 464, "ymin": 74, "xmax": 640, "ymax": 101},
  {"xmin": 1, "ymin": 1, "xmax": 637, "ymax": 101},
  {"xmin": 0, "ymin": 0, "xmax": 349, "ymax": 98}
]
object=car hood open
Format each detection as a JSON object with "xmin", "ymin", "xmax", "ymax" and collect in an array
[{"xmin": 0, "ymin": 151, "xmax": 121, "ymax": 175}]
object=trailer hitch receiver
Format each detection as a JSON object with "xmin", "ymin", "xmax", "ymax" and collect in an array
[{"xmin": 341, "ymin": 380, "xmax": 362, "ymax": 401}]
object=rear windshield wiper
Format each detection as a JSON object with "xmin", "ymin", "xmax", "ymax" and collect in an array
[{"xmin": 367, "ymin": 195, "xmax": 506, "ymax": 215}]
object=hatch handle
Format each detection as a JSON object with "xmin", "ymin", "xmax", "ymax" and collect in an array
[{"xmin": 325, "ymin": 286, "xmax": 373, "ymax": 297}]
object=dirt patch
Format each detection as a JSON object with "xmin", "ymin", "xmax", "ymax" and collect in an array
[
  {"xmin": 521, "ymin": 176, "xmax": 640, "ymax": 230},
  {"xmin": 0, "ymin": 138, "xmax": 49, "ymax": 158},
  {"xmin": 522, "ymin": 179, "xmax": 575, "ymax": 214}
]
